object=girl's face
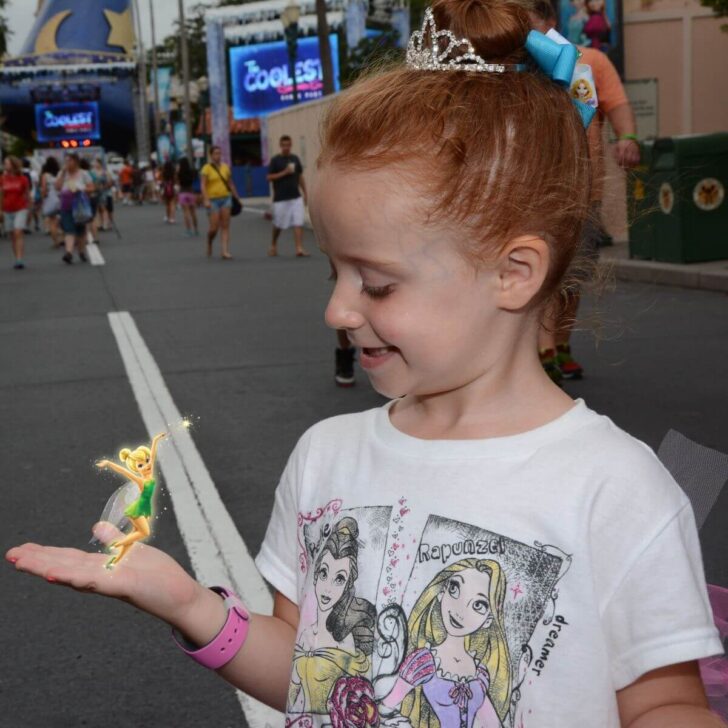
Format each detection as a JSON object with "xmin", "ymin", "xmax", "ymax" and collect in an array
[
  {"xmin": 3, "ymin": 159, "xmax": 12, "ymax": 174},
  {"xmin": 312, "ymin": 167, "xmax": 526, "ymax": 400},
  {"xmin": 315, "ymin": 551, "xmax": 350, "ymax": 613},
  {"xmin": 211, "ymin": 148, "xmax": 222, "ymax": 164},
  {"xmin": 438, "ymin": 568, "xmax": 494, "ymax": 637}
]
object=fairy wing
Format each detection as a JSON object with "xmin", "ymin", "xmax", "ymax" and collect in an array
[{"xmin": 88, "ymin": 481, "xmax": 139, "ymax": 545}]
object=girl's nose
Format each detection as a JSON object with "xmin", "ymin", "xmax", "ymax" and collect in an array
[{"xmin": 325, "ymin": 285, "xmax": 366, "ymax": 332}]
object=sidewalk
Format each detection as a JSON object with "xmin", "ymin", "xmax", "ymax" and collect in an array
[{"xmin": 601, "ymin": 240, "xmax": 728, "ymax": 294}]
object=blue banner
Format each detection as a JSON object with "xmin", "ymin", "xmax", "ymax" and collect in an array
[
  {"xmin": 153, "ymin": 66, "xmax": 173, "ymax": 113},
  {"xmin": 173, "ymin": 121, "xmax": 188, "ymax": 158},
  {"xmin": 230, "ymin": 34, "xmax": 340, "ymax": 119},
  {"xmin": 35, "ymin": 101, "xmax": 100, "ymax": 142}
]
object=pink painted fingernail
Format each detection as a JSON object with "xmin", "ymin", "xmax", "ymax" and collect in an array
[
  {"xmin": 46, "ymin": 576, "xmax": 56, "ymax": 583},
  {"xmin": 6, "ymin": 557, "xmax": 17, "ymax": 564}
]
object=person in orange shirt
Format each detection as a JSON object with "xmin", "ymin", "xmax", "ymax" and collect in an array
[
  {"xmin": 119, "ymin": 161, "xmax": 134, "ymax": 206},
  {"xmin": 530, "ymin": 0, "xmax": 640, "ymax": 382}
]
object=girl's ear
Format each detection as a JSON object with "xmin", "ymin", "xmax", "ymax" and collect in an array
[{"xmin": 494, "ymin": 235, "xmax": 550, "ymax": 311}]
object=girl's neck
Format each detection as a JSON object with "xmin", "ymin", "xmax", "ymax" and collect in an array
[{"xmin": 391, "ymin": 331, "xmax": 574, "ymax": 440}]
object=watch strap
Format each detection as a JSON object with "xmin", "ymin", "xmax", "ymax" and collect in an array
[{"xmin": 172, "ymin": 586, "xmax": 250, "ymax": 670}]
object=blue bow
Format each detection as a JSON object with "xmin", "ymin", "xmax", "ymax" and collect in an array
[{"xmin": 524, "ymin": 30, "xmax": 597, "ymax": 128}]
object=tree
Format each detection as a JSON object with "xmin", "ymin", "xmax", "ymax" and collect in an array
[
  {"xmin": 342, "ymin": 29, "xmax": 403, "ymax": 85},
  {"xmin": 0, "ymin": 0, "xmax": 13, "ymax": 58},
  {"xmin": 700, "ymin": 0, "xmax": 728, "ymax": 30},
  {"xmin": 315, "ymin": 0, "xmax": 335, "ymax": 95}
]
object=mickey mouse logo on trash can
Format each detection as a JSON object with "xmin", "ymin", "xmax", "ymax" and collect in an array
[
  {"xmin": 659, "ymin": 182, "xmax": 675, "ymax": 214},
  {"xmin": 693, "ymin": 178, "xmax": 725, "ymax": 212}
]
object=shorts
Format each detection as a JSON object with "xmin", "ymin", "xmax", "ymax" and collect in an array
[
  {"xmin": 60, "ymin": 210, "xmax": 87, "ymax": 236},
  {"xmin": 209, "ymin": 196, "xmax": 232, "ymax": 212},
  {"xmin": 272, "ymin": 197, "xmax": 304, "ymax": 230},
  {"xmin": 178, "ymin": 191, "xmax": 197, "ymax": 207},
  {"xmin": 121, "ymin": 184, "xmax": 132, "ymax": 194},
  {"xmin": 4, "ymin": 209, "xmax": 28, "ymax": 231}
]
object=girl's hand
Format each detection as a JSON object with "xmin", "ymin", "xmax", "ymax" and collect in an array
[
  {"xmin": 5, "ymin": 522, "xmax": 204, "ymax": 629},
  {"xmin": 96, "ymin": 460, "xmax": 110, "ymax": 469}
]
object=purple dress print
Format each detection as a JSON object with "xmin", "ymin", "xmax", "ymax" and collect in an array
[{"xmin": 398, "ymin": 647, "xmax": 493, "ymax": 728}]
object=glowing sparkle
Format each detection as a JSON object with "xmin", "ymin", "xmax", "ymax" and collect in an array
[{"xmin": 182, "ymin": 419, "xmax": 192, "ymax": 429}]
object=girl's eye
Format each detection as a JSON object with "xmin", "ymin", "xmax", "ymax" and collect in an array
[
  {"xmin": 473, "ymin": 599, "xmax": 490, "ymax": 615},
  {"xmin": 319, "ymin": 567, "xmax": 328, "ymax": 581},
  {"xmin": 447, "ymin": 581, "xmax": 460, "ymax": 599},
  {"xmin": 362, "ymin": 284, "xmax": 394, "ymax": 299},
  {"xmin": 334, "ymin": 574, "xmax": 346, "ymax": 586}
]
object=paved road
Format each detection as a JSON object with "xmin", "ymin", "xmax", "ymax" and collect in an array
[{"xmin": 1, "ymin": 204, "xmax": 726, "ymax": 727}]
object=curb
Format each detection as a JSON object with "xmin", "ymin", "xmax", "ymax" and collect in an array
[{"xmin": 600, "ymin": 242, "xmax": 728, "ymax": 294}]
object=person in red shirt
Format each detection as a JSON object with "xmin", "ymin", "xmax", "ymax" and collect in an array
[
  {"xmin": 1, "ymin": 156, "xmax": 30, "ymax": 269},
  {"xmin": 119, "ymin": 161, "xmax": 134, "ymax": 205}
]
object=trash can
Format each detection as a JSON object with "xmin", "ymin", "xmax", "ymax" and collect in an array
[{"xmin": 627, "ymin": 133, "xmax": 728, "ymax": 263}]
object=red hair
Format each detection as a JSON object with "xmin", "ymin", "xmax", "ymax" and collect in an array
[{"xmin": 319, "ymin": 0, "xmax": 591, "ymax": 306}]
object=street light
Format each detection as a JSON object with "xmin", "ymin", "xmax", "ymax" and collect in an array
[{"xmin": 280, "ymin": 2, "xmax": 301, "ymax": 104}]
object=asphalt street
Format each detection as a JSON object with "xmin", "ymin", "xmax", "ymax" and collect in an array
[{"xmin": 1, "ymin": 203, "xmax": 726, "ymax": 727}]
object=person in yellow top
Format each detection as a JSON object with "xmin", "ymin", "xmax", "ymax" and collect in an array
[{"xmin": 200, "ymin": 146, "xmax": 241, "ymax": 260}]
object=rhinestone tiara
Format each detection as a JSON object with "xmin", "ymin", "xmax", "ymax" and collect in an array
[{"xmin": 406, "ymin": 7, "xmax": 526, "ymax": 74}]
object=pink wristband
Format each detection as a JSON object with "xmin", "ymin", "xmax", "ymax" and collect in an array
[{"xmin": 172, "ymin": 586, "xmax": 250, "ymax": 670}]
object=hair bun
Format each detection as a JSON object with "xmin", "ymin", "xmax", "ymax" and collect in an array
[
  {"xmin": 119, "ymin": 448, "xmax": 131, "ymax": 461},
  {"xmin": 430, "ymin": 0, "xmax": 531, "ymax": 63}
]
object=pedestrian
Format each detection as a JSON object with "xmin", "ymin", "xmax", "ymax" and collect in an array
[
  {"xmin": 94, "ymin": 158, "xmax": 114, "ymax": 232},
  {"xmin": 22, "ymin": 158, "xmax": 41, "ymax": 233},
  {"xmin": 334, "ymin": 329, "xmax": 356, "ymax": 387},
  {"xmin": 147, "ymin": 161, "xmax": 159, "ymax": 204},
  {"xmin": 529, "ymin": 0, "xmax": 640, "ymax": 382},
  {"xmin": 266, "ymin": 135, "xmax": 309, "ymax": 257},
  {"xmin": 119, "ymin": 159, "xmax": 134, "ymax": 205},
  {"xmin": 81, "ymin": 159, "xmax": 101, "ymax": 246},
  {"xmin": 161, "ymin": 161, "xmax": 177, "ymax": 224},
  {"xmin": 56, "ymin": 153, "xmax": 94, "ymax": 264},
  {"xmin": 200, "ymin": 145, "xmax": 240, "ymax": 260},
  {"xmin": 1, "ymin": 156, "xmax": 30, "ymax": 269},
  {"xmin": 132, "ymin": 163, "xmax": 145, "ymax": 205},
  {"xmin": 40, "ymin": 156, "xmax": 62, "ymax": 248},
  {"xmin": 6, "ymin": 2, "xmax": 721, "ymax": 725},
  {"xmin": 177, "ymin": 157, "xmax": 198, "ymax": 237}
]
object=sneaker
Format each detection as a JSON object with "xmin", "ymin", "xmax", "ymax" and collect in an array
[
  {"xmin": 539, "ymin": 348, "xmax": 563, "ymax": 384},
  {"xmin": 78, "ymin": 252, "xmax": 88, "ymax": 263},
  {"xmin": 335, "ymin": 347, "xmax": 356, "ymax": 387},
  {"xmin": 13, "ymin": 260, "xmax": 25, "ymax": 270},
  {"xmin": 62, "ymin": 252, "xmax": 73, "ymax": 264},
  {"xmin": 556, "ymin": 344, "xmax": 584, "ymax": 380}
]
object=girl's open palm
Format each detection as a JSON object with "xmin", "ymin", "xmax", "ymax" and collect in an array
[{"xmin": 5, "ymin": 522, "xmax": 201, "ymax": 628}]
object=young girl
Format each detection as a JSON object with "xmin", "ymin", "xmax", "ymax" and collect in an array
[{"xmin": 6, "ymin": 1, "xmax": 722, "ymax": 726}]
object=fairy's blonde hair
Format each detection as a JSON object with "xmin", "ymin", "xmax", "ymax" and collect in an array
[
  {"xmin": 401, "ymin": 558, "xmax": 512, "ymax": 727},
  {"xmin": 119, "ymin": 446, "xmax": 151, "ymax": 469}
]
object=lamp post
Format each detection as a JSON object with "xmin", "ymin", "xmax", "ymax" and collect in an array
[
  {"xmin": 197, "ymin": 75, "xmax": 209, "ymax": 158},
  {"xmin": 280, "ymin": 2, "xmax": 301, "ymax": 104},
  {"xmin": 177, "ymin": 0, "xmax": 194, "ymax": 162}
]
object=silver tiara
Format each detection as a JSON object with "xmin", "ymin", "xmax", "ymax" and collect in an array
[{"xmin": 406, "ymin": 7, "xmax": 526, "ymax": 74}]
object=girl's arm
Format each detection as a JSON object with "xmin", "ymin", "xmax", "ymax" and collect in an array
[
  {"xmin": 55, "ymin": 171, "xmax": 65, "ymax": 191},
  {"xmin": 96, "ymin": 460, "xmax": 143, "ymax": 488},
  {"xmin": 6, "ymin": 533, "xmax": 298, "ymax": 712},
  {"xmin": 201, "ymin": 172, "xmax": 210, "ymax": 207},
  {"xmin": 616, "ymin": 662, "xmax": 724, "ymax": 727},
  {"xmin": 161, "ymin": 587, "xmax": 298, "ymax": 710}
]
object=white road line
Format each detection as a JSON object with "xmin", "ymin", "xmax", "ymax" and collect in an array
[
  {"xmin": 87, "ymin": 241, "xmax": 105, "ymax": 266},
  {"xmin": 107, "ymin": 311, "xmax": 280, "ymax": 728}
]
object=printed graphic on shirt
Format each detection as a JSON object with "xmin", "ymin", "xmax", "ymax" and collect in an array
[
  {"xmin": 287, "ymin": 503, "xmax": 571, "ymax": 728},
  {"xmin": 289, "ymin": 504, "xmax": 391, "ymax": 720}
]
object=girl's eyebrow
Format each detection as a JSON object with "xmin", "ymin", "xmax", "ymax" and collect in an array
[{"xmin": 343, "ymin": 254, "xmax": 402, "ymax": 269}]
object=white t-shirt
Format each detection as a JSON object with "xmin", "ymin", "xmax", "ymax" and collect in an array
[{"xmin": 256, "ymin": 399, "xmax": 721, "ymax": 728}]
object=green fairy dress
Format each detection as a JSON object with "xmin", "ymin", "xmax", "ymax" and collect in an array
[{"xmin": 124, "ymin": 479, "xmax": 156, "ymax": 518}]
